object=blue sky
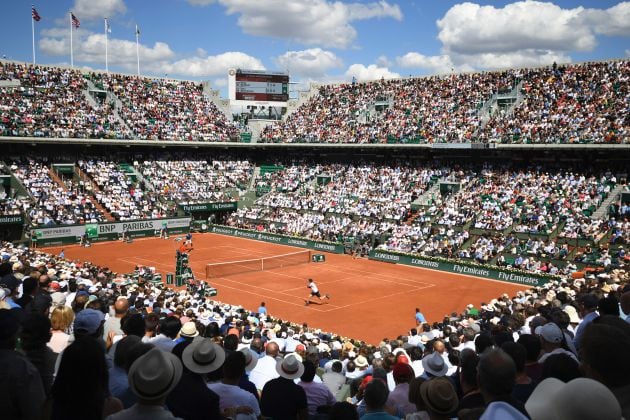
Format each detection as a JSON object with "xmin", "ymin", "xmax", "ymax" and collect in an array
[{"xmin": 1, "ymin": 0, "xmax": 628, "ymax": 92}]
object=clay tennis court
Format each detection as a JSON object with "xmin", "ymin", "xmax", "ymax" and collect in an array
[{"xmin": 45, "ymin": 233, "xmax": 527, "ymax": 344}]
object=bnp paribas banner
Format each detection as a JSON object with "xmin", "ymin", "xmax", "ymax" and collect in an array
[{"xmin": 32, "ymin": 217, "xmax": 191, "ymax": 246}]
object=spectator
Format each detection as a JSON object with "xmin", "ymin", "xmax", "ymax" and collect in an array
[
  {"xmin": 20, "ymin": 312, "xmax": 57, "ymax": 396},
  {"xmin": 104, "ymin": 297, "xmax": 129, "ymax": 340},
  {"xmin": 108, "ymin": 347, "xmax": 182, "ymax": 420},
  {"xmin": 51, "ymin": 336, "xmax": 123, "ymax": 419},
  {"xmin": 0, "ymin": 309, "xmax": 46, "ymax": 420},
  {"xmin": 361, "ymin": 378, "xmax": 398, "ymax": 420},
  {"xmin": 476, "ymin": 347, "xmax": 528, "ymax": 417},
  {"xmin": 501, "ymin": 342, "xmax": 536, "ymax": 404},
  {"xmin": 208, "ymin": 350, "xmax": 260, "ymax": 419},
  {"xmin": 323, "ymin": 360, "xmax": 346, "ymax": 396},
  {"xmin": 48, "ymin": 304, "xmax": 74, "ymax": 353},
  {"xmin": 298, "ymin": 359, "xmax": 336, "ymax": 417},
  {"xmin": 167, "ymin": 338, "xmax": 223, "ymax": 420},
  {"xmin": 150, "ymin": 316, "xmax": 181, "ymax": 352},
  {"xmin": 420, "ymin": 377, "xmax": 459, "ymax": 420},
  {"xmin": 541, "ymin": 353, "xmax": 581, "ymax": 382},
  {"xmin": 249, "ymin": 341, "xmax": 280, "ymax": 392},
  {"xmin": 260, "ymin": 354, "xmax": 308, "ymax": 420},
  {"xmin": 109, "ymin": 335, "xmax": 142, "ymax": 408}
]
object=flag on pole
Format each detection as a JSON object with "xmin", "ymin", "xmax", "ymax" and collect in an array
[
  {"xmin": 71, "ymin": 13, "xmax": 80, "ymax": 28},
  {"xmin": 105, "ymin": 17, "xmax": 111, "ymax": 33},
  {"xmin": 31, "ymin": 5, "xmax": 41, "ymax": 22},
  {"xmin": 135, "ymin": 24, "xmax": 140, "ymax": 36}
]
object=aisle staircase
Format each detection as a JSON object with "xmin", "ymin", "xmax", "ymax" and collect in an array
[
  {"xmin": 593, "ymin": 184, "xmax": 625, "ymax": 220},
  {"xmin": 74, "ymin": 166, "xmax": 116, "ymax": 222}
]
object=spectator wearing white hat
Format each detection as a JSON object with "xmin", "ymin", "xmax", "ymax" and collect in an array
[
  {"xmin": 260, "ymin": 354, "xmax": 308, "ymax": 420},
  {"xmin": 536, "ymin": 323, "xmax": 578, "ymax": 364}
]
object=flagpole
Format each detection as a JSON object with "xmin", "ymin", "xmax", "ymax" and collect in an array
[
  {"xmin": 135, "ymin": 25, "xmax": 140, "ymax": 76},
  {"xmin": 70, "ymin": 12, "xmax": 74, "ymax": 67},
  {"xmin": 104, "ymin": 18, "xmax": 109, "ymax": 73},
  {"xmin": 31, "ymin": 9, "xmax": 36, "ymax": 64}
]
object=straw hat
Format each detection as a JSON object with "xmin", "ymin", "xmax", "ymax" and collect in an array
[
  {"xmin": 179, "ymin": 322, "xmax": 199, "ymax": 338},
  {"xmin": 128, "ymin": 348, "xmax": 183, "ymax": 401}
]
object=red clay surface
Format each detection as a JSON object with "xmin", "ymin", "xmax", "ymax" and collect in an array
[{"xmin": 45, "ymin": 233, "xmax": 527, "ymax": 344}]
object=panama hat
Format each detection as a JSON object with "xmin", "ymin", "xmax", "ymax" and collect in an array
[
  {"xmin": 182, "ymin": 337, "xmax": 226, "ymax": 374},
  {"xmin": 421, "ymin": 352, "xmax": 448, "ymax": 377},
  {"xmin": 240, "ymin": 348, "xmax": 258, "ymax": 372},
  {"xmin": 276, "ymin": 354, "xmax": 305, "ymax": 380},
  {"xmin": 179, "ymin": 321, "xmax": 199, "ymax": 338},
  {"xmin": 128, "ymin": 348, "xmax": 183, "ymax": 401}
]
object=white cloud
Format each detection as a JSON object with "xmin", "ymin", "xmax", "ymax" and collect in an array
[
  {"xmin": 196, "ymin": 0, "xmax": 402, "ymax": 48},
  {"xmin": 39, "ymin": 29, "xmax": 262, "ymax": 78},
  {"xmin": 580, "ymin": 2, "xmax": 630, "ymax": 37},
  {"xmin": 626, "ymin": 49, "xmax": 630, "ymax": 57},
  {"xmin": 345, "ymin": 63, "xmax": 400, "ymax": 81},
  {"xmin": 395, "ymin": 53, "xmax": 456, "ymax": 74},
  {"xmin": 214, "ymin": 78, "xmax": 228, "ymax": 87},
  {"xmin": 276, "ymin": 48, "xmax": 343, "ymax": 78},
  {"xmin": 71, "ymin": 0, "xmax": 127, "ymax": 21},
  {"xmin": 375, "ymin": 55, "xmax": 392, "ymax": 67},
  {"xmin": 430, "ymin": 1, "xmax": 630, "ymax": 71},
  {"xmin": 161, "ymin": 52, "xmax": 265, "ymax": 77},
  {"xmin": 437, "ymin": 2, "xmax": 596, "ymax": 55}
]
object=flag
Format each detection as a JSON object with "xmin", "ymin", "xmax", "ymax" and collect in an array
[
  {"xmin": 71, "ymin": 13, "xmax": 80, "ymax": 28},
  {"xmin": 31, "ymin": 5, "xmax": 41, "ymax": 22},
  {"xmin": 104, "ymin": 17, "xmax": 111, "ymax": 33},
  {"xmin": 135, "ymin": 24, "xmax": 140, "ymax": 36}
]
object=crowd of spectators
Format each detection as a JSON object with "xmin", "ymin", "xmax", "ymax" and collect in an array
[
  {"xmin": 479, "ymin": 60, "xmax": 629, "ymax": 144},
  {"xmin": 0, "ymin": 61, "xmax": 238, "ymax": 141},
  {"xmin": 9, "ymin": 159, "xmax": 104, "ymax": 226},
  {"xmin": 138, "ymin": 158, "xmax": 252, "ymax": 204},
  {"xmin": 0, "ymin": 62, "xmax": 121, "ymax": 139},
  {"xmin": 261, "ymin": 60, "xmax": 628, "ymax": 145},
  {"xmin": 79, "ymin": 159, "xmax": 166, "ymax": 221},
  {"xmin": 1, "ymin": 60, "xmax": 627, "ymax": 144},
  {"xmin": 93, "ymin": 73, "xmax": 239, "ymax": 141},
  {"xmin": 1, "ymin": 237, "xmax": 629, "ymax": 420}
]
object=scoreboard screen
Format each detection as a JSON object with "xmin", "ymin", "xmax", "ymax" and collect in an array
[{"xmin": 233, "ymin": 70, "xmax": 289, "ymax": 102}]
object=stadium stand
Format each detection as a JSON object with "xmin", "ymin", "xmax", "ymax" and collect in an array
[{"xmin": 0, "ymin": 57, "xmax": 629, "ymax": 420}]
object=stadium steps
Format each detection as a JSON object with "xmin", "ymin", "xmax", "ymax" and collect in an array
[
  {"xmin": 248, "ymin": 166, "xmax": 261, "ymax": 191},
  {"xmin": 47, "ymin": 167, "xmax": 68, "ymax": 192},
  {"xmin": 593, "ymin": 184, "xmax": 625, "ymax": 220},
  {"xmin": 74, "ymin": 166, "xmax": 116, "ymax": 222},
  {"xmin": 413, "ymin": 179, "xmax": 443, "ymax": 206}
]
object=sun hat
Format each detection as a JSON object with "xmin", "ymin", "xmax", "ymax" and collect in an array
[
  {"xmin": 354, "ymin": 355, "xmax": 369, "ymax": 368},
  {"xmin": 421, "ymin": 352, "xmax": 448, "ymax": 377},
  {"xmin": 179, "ymin": 321, "xmax": 199, "ymax": 338},
  {"xmin": 525, "ymin": 377, "xmax": 621, "ymax": 420},
  {"xmin": 276, "ymin": 354, "xmax": 305, "ymax": 380},
  {"xmin": 182, "ymin": 337, "xmax": 226, "ymax": 374},
  {"xmin": 420, "ymin": 377, "xmax": 458, "ymax": 415},
  {"xmin": 128, "ymin": 348, "xmax": 183, "ymax": 401},
  {"xmin": 239, "ymin": 348, "xmax": 258, "ymax": 372},
  {"xmin": 563, "ymin": 305, "xmax": 580, "ymax": 323}
]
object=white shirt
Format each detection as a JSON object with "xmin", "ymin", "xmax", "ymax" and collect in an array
[
  {"xmin": 248, "ymin": 355, "xmax": 279, "ymax": 391},
  {"xmin": 309, "ymin": 282, "xmax": 319, "ymax": 293},
  {"xmin": 207, "ymin": 382, "xmax": 260, "ymax": 420}
]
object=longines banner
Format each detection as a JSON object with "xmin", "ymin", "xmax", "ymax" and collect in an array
[
  {"xmin": 32, "ymin": 217, "xmax": 191, "ymax": 246},
  {"xmin": 369, "ymin": 250, "xmax": 554, "ymax": 287}
]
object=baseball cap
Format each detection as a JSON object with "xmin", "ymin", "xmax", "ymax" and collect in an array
[
  {"xmin": 74, "ymin": 308, "xmax": 105, "ymax": 334},
  {"xmin": 535, "ymin": 323, "xmax": 563, "ymax": 344}
]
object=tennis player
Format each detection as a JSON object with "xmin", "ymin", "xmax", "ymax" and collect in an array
[{"xmin": 305, "ymin": 278, "xmax": 330, "ymax": 306}]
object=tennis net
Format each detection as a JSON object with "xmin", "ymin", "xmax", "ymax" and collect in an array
[{"xmin": 205, "ymin": 249, "xmax": 311, "ymax": 278}]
